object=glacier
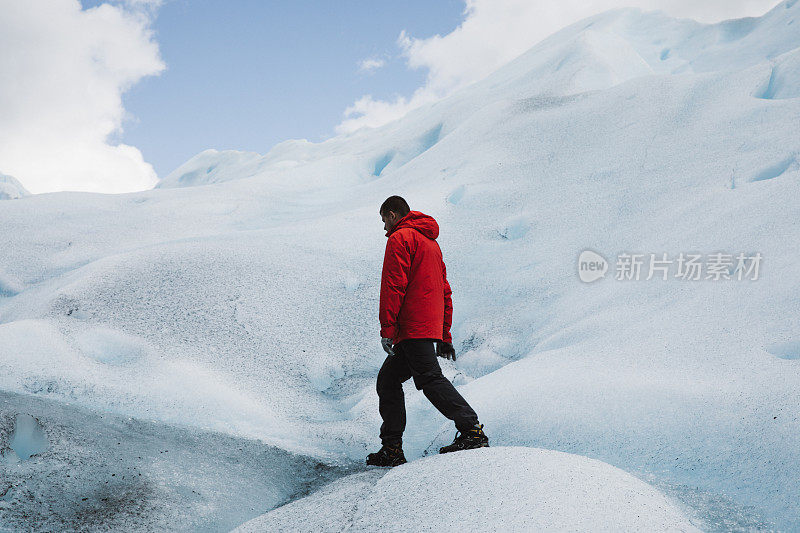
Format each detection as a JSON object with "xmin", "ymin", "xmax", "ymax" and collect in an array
[
  {"xmin": 0, "ymin": 175, "xmax": 28, "ymax": 202},
  {"xmin": 1, "ymin": 1, "xmax": 799, "ymax": 531}
]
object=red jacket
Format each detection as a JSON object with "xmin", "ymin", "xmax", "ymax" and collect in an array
[{"xmin": 380, "ymin": 211, "xmax": 453, "ymax": 345}]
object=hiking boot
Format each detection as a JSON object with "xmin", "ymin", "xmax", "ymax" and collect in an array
[
  {"xmin": 439, "ymin": 423, "xmax": 489, "ymax": 454},
  {"xmin": 366, "ymin": 444, "xmax": 407, "ymax": 467}
]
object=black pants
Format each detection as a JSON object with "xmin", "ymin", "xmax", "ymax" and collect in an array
[{"xmin": 377, "ymin": 338, "xmax": 479, "ymax": 446}]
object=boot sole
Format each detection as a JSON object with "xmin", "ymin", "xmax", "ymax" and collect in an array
[
  {"xmin": 438, "ymin": 442, "xmax": 489, "ymax": 454},
  {"xmin": 366, "ymin": 461, "xmax": 406, "ymax": 467},
  {"xmin": 366, "ymin": 457, "xmax": 407, "ymax": 467}
]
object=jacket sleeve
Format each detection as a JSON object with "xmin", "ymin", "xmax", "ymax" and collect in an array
[
  {"xmin": 442, "ymin": 259, "xmax": 453, "ymax": 344},
  {"xmin": 379, "ymin": 232, "xmax": 412, "ymax": 340}
]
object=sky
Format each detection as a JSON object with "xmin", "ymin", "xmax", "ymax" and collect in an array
[
  {"xmin": 0, "ymin": 0, "xmax": 784, "ymax": 194},
  {"xmin": 100, "ymin": 0, "xmax": 465, "ymax": 181}
]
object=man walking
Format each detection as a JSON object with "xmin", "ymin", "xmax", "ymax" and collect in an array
[{"xmin": 366, "ymin": 196, "xmax": 489, "ymax": 467}]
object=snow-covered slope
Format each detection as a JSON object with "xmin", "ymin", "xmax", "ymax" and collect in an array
[
  {"xmin": 157, "ymin": 149, "xmax": 263, "ymax": 189},
  {"xmin": 1, "ymin": 1, "xmax": 799, "ymax": 530},
  {"xmin": 0, "ymin": 389, "xmax": 346, "ymax": 531},
  {"xmin": 234, "ymin": 447, "xmax": 701, "ymax": 532}
]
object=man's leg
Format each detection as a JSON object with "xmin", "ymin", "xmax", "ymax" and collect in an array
[
  {"xmin": 376, "ymin": 351, "xmax": 412, "ymax": 446},
  {"xmin": 399, "ymin": 339, "xmax": 479, "ymax": 432}
]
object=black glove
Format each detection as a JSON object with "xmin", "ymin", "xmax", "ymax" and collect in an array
[
  {"xmin": 381, "ymin": 337, "xmax": 395, "ymax": 356},
  {"xmin": 437, "ymin": 342, "xmax": 456, "ymax": 361}
]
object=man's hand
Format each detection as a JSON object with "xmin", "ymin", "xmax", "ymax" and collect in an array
[
  {"xmin": 381, "ymin": 337, "xmax": 395, "ymax": 356},
  {"xmin": 437, "ymin": 342, "xmax": 456, "ymax": 361}
]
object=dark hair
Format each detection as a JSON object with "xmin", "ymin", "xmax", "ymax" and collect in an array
[{"xmin": 379, "ymin": 196, "xmax": 410, "ymax": 217}]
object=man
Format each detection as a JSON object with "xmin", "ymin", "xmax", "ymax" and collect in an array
[{"xmin": 366, "ymin": 195, "xmax": 489, "ymax": 468}]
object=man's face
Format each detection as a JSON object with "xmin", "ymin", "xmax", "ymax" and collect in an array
[{"xmin": 381, "ymin": 211, "xmax": 399, "ymax": 234}]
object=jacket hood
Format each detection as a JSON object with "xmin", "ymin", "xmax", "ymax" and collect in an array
[{"xmin": 387, "ymin": 210, "xmax": 440, "ymax": 240}]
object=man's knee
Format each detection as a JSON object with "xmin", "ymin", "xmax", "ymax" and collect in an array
[
  {"xmin": 413, "ymin": 369, "xmax": 446, "ymax": 391},
  {"xmin": 377, "ymin": 361, "xmax": 400, "ymax": 395}
]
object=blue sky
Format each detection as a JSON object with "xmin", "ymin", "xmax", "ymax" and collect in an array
[{"xmin": 82, "ymin": 0, "xmax": 464, "ymax": 177}]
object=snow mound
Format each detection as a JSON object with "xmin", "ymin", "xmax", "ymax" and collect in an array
[
  {"xmin": 234, "ymin": 447, "xmax": 700, "ymax": 532},
  {"xmin": 0, "ymin": 173, "xmax": 29, "ymax": 200},
  {"xmin": 755, "ymin": 47, "xmax": 800, "ymax": 99},
  {"xmin": 156, "ymin": 149, "xmax": 263, "ymax": 188}
]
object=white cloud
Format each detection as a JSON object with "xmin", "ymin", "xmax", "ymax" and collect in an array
[
  {"xmin": 0, "ymin": 0, "xmax": 164, "ymax": 194},
  {"xmin": 338, "ymin": 94, "xmax": 418, "ymax": 134},
  {"xmin": 337, "ymin": 0, "xmax": 782, "ymax": 134},
  {"xmin": 123, "ymin": 0, "xmax": 163, "ymax": 8},
  {"xmin": 358, "ymin": 57, "xmax": 386, "ymax": 73}
]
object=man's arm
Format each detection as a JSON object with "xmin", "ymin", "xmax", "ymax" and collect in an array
[
  {"xmin": 442, "ymin": 260, "xmax": 453, "ymax": 344},
  {"xmin": 379, "ymin": 233, "xmax": 412, "ymax": 341}
]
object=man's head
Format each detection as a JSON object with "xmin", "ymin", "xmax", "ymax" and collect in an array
[{"xmin": 380, "ymin": 196, "xmax": 410, "ymax": 234}]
